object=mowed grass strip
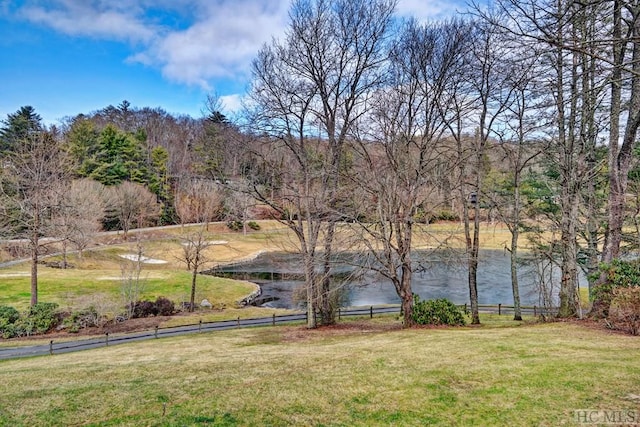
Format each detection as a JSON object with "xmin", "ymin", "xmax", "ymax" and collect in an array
[
  {"xmin": 0, "ymin": 319, "xmax": 638, "ymax": 426},
  {"xmin": 0, "ymin": 267, "xmax": 257, "ymax": 312}
]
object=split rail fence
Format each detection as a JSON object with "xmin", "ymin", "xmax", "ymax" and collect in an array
[{"xmin": 0, "ymin": 304, "xmax": 555, "ymax": 360}]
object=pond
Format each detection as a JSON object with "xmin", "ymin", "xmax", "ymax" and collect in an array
[{"xmin": 211, "ymin": 249, "xmax": 555, "ymax": 309}]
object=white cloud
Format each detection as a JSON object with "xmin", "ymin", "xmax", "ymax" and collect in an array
[
  {"xmin": 19, "ymin": 0, "xmax": 157, "ymax": 43},
  {"xmin": 396, "ymin": 0, "xmax": 468, "ymax": 22},
  {"xmin": 14, "ymin": 0, "xmax": 465, "ymax": 93},
  {"xmin": 140, "ymin": 1, "xmax": 289, "ymax": 87},
  {"xmin": 16, "ymin": 0, "xmax": 288, "ymax": 89},
  {"xmin": 220, "ymin": 93, "xmax": 243, "ymax": 113}
]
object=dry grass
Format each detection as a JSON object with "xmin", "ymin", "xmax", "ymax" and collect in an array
[{"xmin": 0, "ymin": 317, "xmax": 637, "ymax": 426}]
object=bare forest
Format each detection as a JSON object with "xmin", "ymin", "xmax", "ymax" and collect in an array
[{"xmin": 3, "ymin": 0, "xmax": 640, "ymax": 328}]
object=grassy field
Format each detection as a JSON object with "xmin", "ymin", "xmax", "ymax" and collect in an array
[
  {"xmin": 0, "ymin": 222, "xmax": 296, "ymax": 311},
  {"xmin": 0, "ymin": 315, "xmax": 638, "ymax": 426}
]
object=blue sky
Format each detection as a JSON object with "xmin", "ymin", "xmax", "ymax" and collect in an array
[{"xmin": 0, "ymin": 0, "xmax": 471, "ymax": 125}]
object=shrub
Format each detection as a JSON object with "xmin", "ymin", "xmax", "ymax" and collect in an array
[
  {"xmin": 0, "ymin": 305, "xmax": 21, "ymax": 338},
  {"xmin": 0, "ymin": 321, "xmax": 19, "ymax": 339},
  {"xmin": 128, "ymin": 297, "xmax": 176, "ymax": 318},
  {"xmin": 131, "ymin": 300, "xmax": 157, "ymax": 318},
  {"xmin": 226, "ymin": 220, "xmax": 243, "ymax": 232},
  {"xmin": 592, "ymin": 259, "xmax": 640, "ymax": 314},
  {"xmin": 433, "ymin": 210, "xmax": 459, "ymax": 222},
  {"xmin": 608, "ymin": 287, "xmax": 640, "ymax": 335},
  {"xmin": 154, "ymin": 297, "xmax": 175, "ymax": 316},
  {"xmin": 14, "ymin": 302, "xmax": 61, "ymax": 336},
  {"xmin": 62, "ymin": 306, "xmax": 103, "ymax": 333},
  {"xmin": 412, "ymin": 295, "xmax": 466, "ymax": 326},
  {"xmin": 247, "ymin": 221, "xmax": 261, "ymax": 230},
  {"xmin": 0, "ymin": 305, "xmax": 20, "ymax": 324}
]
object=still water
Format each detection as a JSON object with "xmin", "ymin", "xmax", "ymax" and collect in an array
[{"xmin": 212, "ymin": 250, "xmax": 547, "ymax": 309}]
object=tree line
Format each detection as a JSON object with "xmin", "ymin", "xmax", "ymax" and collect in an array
[
  {"xmin": 241, "ymin": 0, "xmax": 640, "ymax": 327},
  {"xmin": 2, "ymin": 0, "xmax": 640, "ymax": 329}
]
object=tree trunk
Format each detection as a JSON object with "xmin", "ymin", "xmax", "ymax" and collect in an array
[
  {"xmin": 468, "ymin": 246, "xmax": 481, "ymax": 324},
  {"xmin": 558, "ymin": 189, "xmax": 580, "ymax": 317},
  {"xmin": 190, "ymin": 267, "xmax": 197, "ymax": 312},
  {"xmin": 304, "ymin": 253, "xmax": 317, "ymax": 329},
  {"xmin": 30, "ymin": 210, "xmax": 39, "ymax": 307},
  {"xmin": 399, "ymin": 268, "xmax": 415, "ymax": 328},
  {"xmin": 62, "ymin": 240, "xmax": 68, "ymax": 269},
  {"xmin": 320, "ymin": 221, "xmax": 337, "ymax": 326},
  {"xmin": 467, "ymin": 193, "xmax": 481, "ymax": 325},
  {"xmin": 30, "ymin": 244, "xmax": 38, "ymax": 307},
  {"xmin": 510, "ymin": 189, "xmax": 522, "ymax": 321}
]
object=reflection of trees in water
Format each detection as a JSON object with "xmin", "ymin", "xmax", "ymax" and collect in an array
[
  {"xmin": 207, "ymin": 250, "xmax": 551, "ymax": 309},
  {"xmin": 519, "ymin": 253, "xmax": 561, "ymax": 317}
]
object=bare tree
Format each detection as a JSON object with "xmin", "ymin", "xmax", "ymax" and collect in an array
[
  {"xmin": 478, "ymin": 0, "xmax": 611, "ymax": 318},
  {"xmin": 0, "ymin": 129, "xmax": 69, "ymax": 306},
  {"xmin": 105, "ymin": 181, "xmax": 161, "ymax": 239},
  {"xmin": 484, "ymin": 56, "xmax": 547, "ymax": 320},
  {"xmin": 348, "ymin": 19, "xmax": 470, "ymax": 327},
  {"xmin": 49, "ymin": 178, "xmax": 106, "ymax": 265},
  {"xmin": 179, "ymin": 225, "xmax": 215, "ymax": 312},
  {"xmin": 174, "ymin": 177, "xmax": 225, "ymax": 225},
  {"xmin": 246, "ymin": 0, "xmax": 397, "ymax": 327},
  {"xmin": 595, "ymin": 0, "xmax": 640, "ymax": 315},
  {"xmin": 120, "ymin": 241, "xmax": 146, "ymax": 319},
  {"xmin": 437, "ymin": 17, "xmax": 520, "ymax": 324}
]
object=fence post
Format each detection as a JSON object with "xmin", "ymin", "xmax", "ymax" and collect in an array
[
  {"xmin": 105, "ymin": 332, "xmax": 109, "ymax": 347},
  {"xmin": 498, "ymin": 303, "xmax": 502, "ymax": 316},
  {"xmin": 199, "ymin": 320, "xmax": 202, "ymax": 333},
  {"xmin": 49, "ymin": 340, "xmax": 53, "ymax": 355},
  {"xmin": 464, "ymin": 303, "xmax": 467, "ymax": 313},
  {"xmin": 533, "ymin": 305, "xmax": 537, "ymax": 316},
  {"xmin": 237, "ymin": 316, "xmax": 240, "ymax": 327},
  {"xmin": 370, "ymin": 306, "xmax": 373, "ymax": 319},
  {"xmin": 272, "ymin": 313, "xmax": 276, "ymax": 326},
  {"xmin": 338, "ymin": 308, "xmax": 341, "ymax": 321},
  {"xmin": 155, "ymin": 326, "xmax": 158, "ymax": 338}
]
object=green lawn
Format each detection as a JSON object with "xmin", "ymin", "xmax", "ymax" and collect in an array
[
  {"xmin": 0, "ymin": 267, "xmax": 257, "ymax": 312},
  {"xmin": 0, "ymin": 316, "xmax": 638, "ymax": 426},
  {"xmin": 0, "ymin": 223, "xmax": 281, "ymax": 312}
]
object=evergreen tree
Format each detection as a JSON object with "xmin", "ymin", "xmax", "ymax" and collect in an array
[
  {"xmin": 84, "ymin": 124, "xmax": 149, "ymax": 186},
  {"xmin": 0, "ymin": 106, "xmax": 43, "ymax": 153}
]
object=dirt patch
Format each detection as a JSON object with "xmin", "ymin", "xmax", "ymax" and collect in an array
[{"xmin": 281, "ymin": 320, "xmax": 404, "ymax": 342}]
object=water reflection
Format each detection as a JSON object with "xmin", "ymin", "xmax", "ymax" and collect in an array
[{"xmin": 210, "ymin": 250, "xmax": 544, "ymax": 309}]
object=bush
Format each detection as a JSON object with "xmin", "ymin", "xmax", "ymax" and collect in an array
[
  {"xmin": 592, "ymin": 259, "xmax": 640, "ymax": 314},
  {"xmin": 226, "ymin": 220, "xmax": 243, "ymax": 232},
  {"xmin": 412, "ymin": 295, "xmax": 466, "ymax": 326},
  {"xmin": 131, "ymin": 300, "xmax": 157, "ymax": 318},
  {"xmin": 247, "ymin": 221, "xmax": 260, "ymax": 230},
  {"xmin": 14, "ymin": 302, "xmax": 61, "ymax": 337},
  {"xmin": 62, "ymin": 306, "xmax": 103, "ymax": 333},
  {"xmin": 128, "ymin": 297, "xmax": 176, "ymax": 318},
  {"xmin": 154, "ymin": 297, "xmax": 175, "ymax": 316},
  {"xmin": 0, "ymin": 321, "xmax": 19, "ymax": 339},
  {"xmin": 608, "ymin": 287, "xmax": 640, "ymax": 335},
  {"xmin": 0, "ymin": 305, "xmax": 20, "ymax": 324},
  {"xmin": 0, "ymin": 305, "xmax": 21, "ymax": 338},
  {"xmin": 433, "ymin": 210, "xmax": 459, "ymax": 222}
]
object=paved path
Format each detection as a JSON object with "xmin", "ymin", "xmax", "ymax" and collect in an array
[{"xmin": 0, "ymin": 305, "xmax": 549, "ymax": 360}]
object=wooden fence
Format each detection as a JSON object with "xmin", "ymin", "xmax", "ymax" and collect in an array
[{"xmin": 0, "ymin": 303, "xmax": 556, "ymax": 359}]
